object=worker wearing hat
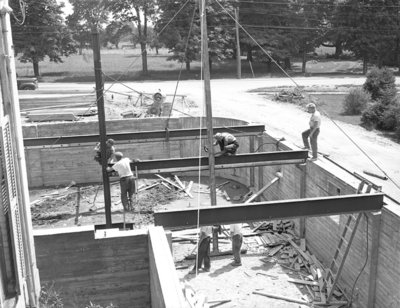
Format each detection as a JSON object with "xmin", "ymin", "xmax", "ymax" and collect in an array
[
  {"xmin": 302, "ymin": 103, "xmax": 321, "ymax": 161},
  {"xmin": 213, "ymin": 132, "xmax": 239, "ymax": 157}
]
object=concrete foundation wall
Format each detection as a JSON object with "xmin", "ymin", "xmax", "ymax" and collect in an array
[
  {"xmin": 24, "ymin": 117, "xmax": 247, "ymax": 187},
  {"xmin": 34, "ymin": 227, "xmax": 151, "ymax": 308},
  {"xmin": 27, "ymin": 117, "xmax": 400, "ymax": 307}
]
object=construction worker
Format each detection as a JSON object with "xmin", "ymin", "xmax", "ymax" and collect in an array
[
  {"xmin": 106, "ymin": 152, "xmax": 139, "ymax": 211},
  {"xmin": 189, "ymin": 225, "xmax": 212, "ymax": 274},
  {"xmin": 213, "ymin": 132, "xmax": 239, "ymax": 157},
  {"xmin": 94, "ymin": 138, "xmax": 115, "ymax": 165},
  {"xmin": 230, "ymin": 223, "xmax": 243, "ymax": 266},
  {"xmin": 302, "ymin": 103, "xmax": 321, "ymax": 161}
]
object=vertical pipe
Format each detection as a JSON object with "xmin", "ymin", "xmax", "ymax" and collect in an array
[
  {"xmin": 299, "ymin": 164, "xmax": 307, "ymax": 237},
  {"xmin": 235, "ymin": 8, "xmax": 241, "ymax": 79},
  {"xmin": 92, "ymin": 28, "xmax": 112, "ymax": 228},
  {"xmin": 199, "ymin": 0, "xmax": 218, "ymax": 252}
]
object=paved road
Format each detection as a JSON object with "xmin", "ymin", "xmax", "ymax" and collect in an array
[{"xmin": 30, "ymin": 77, "xmax": 400, "ymax": 202}]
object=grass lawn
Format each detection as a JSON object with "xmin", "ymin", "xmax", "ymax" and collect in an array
[{"xmin": 313, "ymin": 93, "xmax": 361, "ymax": 126}]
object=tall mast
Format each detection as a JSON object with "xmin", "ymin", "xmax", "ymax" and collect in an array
[{"xmin": 200, "ymin": 0, "xmax": 219, "ymax": 251}]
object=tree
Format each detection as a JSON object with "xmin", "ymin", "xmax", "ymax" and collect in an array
[
  {"xmin": 104, "ymin": 21, "xmax": 133, "ymax": 49},
  {"xmin": 107, "ymin": 0, "xmax": 158, "ymax": 74},
  {"xmin": 156, "ymin": 0, "xmax": 236, "ymax": 72},
  {"xmin": 11, "ymin": 0, "xmax": 76, "ymax": 76},
  {"xmin": 332, "ymin": 0, "xmax": 399, "ymax": 74},
  {"xmin": 67, "ymin": 0, "xmax": 110, "ymax": 53}
]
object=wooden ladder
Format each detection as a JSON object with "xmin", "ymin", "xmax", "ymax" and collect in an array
[{"xmin": 322, "ymin": 180, "xmax": 372, "ymax": 303}]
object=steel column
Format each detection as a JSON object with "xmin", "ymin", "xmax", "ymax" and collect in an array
[{"xmin": 154, "ymin": 193, "xmax": 385, "ymax": 228}]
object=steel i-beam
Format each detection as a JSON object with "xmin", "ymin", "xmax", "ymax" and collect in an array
[
  {"xmin": 23, "ymin": 125, "xmax": 265, "ymax": 147},
  {"xmin": 130, "ymin": 151, "xmax": 309, "ymax": 174},
  {"xmin": 153, "ymin": 193, "xmax": 384, "ymax": 228}
]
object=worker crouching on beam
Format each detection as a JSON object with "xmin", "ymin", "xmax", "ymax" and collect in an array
[
  {"xmin": 107, "ymin": 152, "xmax": 140, "ymax": 211},
  {"xmin": 212, "ymin": 132, "xmax": 240, "ymax": 157}
]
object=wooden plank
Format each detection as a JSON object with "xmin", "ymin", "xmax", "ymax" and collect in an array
[
  {"xmin": 252, "ymin": 291, "xmax": 311, "ymax": 306},
  {"xmin": 173, "ymin": 175, "xmax": 193, "ymax": 198},
  {"xmin": 287, "ymin": 278, "xmax": 319, "ymax": 286}
]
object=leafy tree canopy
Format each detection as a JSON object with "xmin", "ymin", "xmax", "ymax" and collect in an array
[{"xmin": 11, "ymin": 0, "xmax": 76, "ymax": 76}]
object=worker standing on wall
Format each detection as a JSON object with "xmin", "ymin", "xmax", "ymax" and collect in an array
[
  {"xmin": 189, "ymin": 225, "xmax": 212, "ymax": 274},
  {"xmin": 230, "ymin": 223, "xmax": 243, "ymax": 266},
  {"xmin": 94, "ymin": 138, "xmax": 115, "ymax": 165},
  {"xmin": 213, "ymin": 132, "xmax": 239, "ymax": 157},
  {"xmin": 302, "ymin": 103, "xmax": 321, "ymax": 161},
  {"xmin": 107, "ymin": 152, "xmax": 139, "ymax": 211}
]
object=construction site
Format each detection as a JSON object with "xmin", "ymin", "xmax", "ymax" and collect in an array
[{"xmin": 1, "ymin": 1, "xmax": 400, "ymax": 308}]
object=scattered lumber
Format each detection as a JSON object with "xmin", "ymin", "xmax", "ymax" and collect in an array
[
  {"xmin": 252, "ymin": 291, "xmax": 310, "ymax": 306},
  {"xmin": 287, "ymin": 278, "xmax": 318, "ymax": 286},
  {"xmin": 138, "ymin": 181, "xmax": 160, "ymax": 192},
  {"xmin": 174, "ymin": 175, "xmax": 193, "ymax": 198}
]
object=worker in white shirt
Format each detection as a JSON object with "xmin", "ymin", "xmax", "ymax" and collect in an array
[
  {"xmin": 107, "ymin": 152, "xmax": 140, "ymax": 211},
  {"xmin": 189, "ymin": 225, "xmax": 212, "ymax": 274},
  {"xmin": 230, "ymin": 223, "xmax": 243, "ymax": 266},
  {"xmin": 302, "ymin": 103, "xmax": 321, "ymax": 161}
]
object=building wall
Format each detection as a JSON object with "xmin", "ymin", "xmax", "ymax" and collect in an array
[{"xmin": 34, "ymin": 227, "xmax": 151, "ymax": 308}]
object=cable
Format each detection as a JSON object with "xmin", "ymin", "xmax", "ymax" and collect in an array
[{"xmin": 348, "ymin": 214, "xmax": 369, "ymax": 306}]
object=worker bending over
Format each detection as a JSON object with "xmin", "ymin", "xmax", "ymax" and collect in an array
[
  {"xmin": 213, "ymin": 132, "xmax": 239, "ymax": 157},
  {"xmin": 107, "ymin": 152, "xmax": 140, "ymax": 211}
]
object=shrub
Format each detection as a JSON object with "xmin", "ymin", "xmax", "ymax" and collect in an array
[
  {"xmin": 342, "ymin": 88, "xmax": 370, "ymax": 115},
  {"xmin": 39, "ymin": 283, "xmax": 63, "ymax": 308},
  {"xmin": 380, "ymin": 105, "xmax": 400, "ymax": 130},
  {"xmin": 363, "ymin": 67, "xmax": 396, "ymax": 101},
  {"xmin": 361, "ymin": 102, "xmax": 385, "ymax": 129}
]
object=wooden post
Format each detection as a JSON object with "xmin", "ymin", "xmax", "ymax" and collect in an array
[
  {"xmin": 199, "ymin": 0, "xmax": 218, "ymax": 251},
  {"xmin": 367, "ymin": 211, "xmax": 382, "ymax": 308},
  {"xmin": 235, "ymin": 8, "xmax": 241, "ymax": 79},
  {"xmin": 257, "ymin": 136, "xmax": 264, "ymax": 195},
  {"xmin": 299, "ymin": 164, "xmax": 307, "ymax": 238},
  {"xmin": 249, "ymin": 136, "xmax": 255, "ymax": 187},
  {"xmin": 92, "ymin": 28, "xmax": 112, "ymax": 228}
]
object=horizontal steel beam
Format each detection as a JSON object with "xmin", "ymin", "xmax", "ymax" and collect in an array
[
  {"xmin": 154, "ymin": 194, "xmax": 384, "ymax": 228},
  {"xmin": 131, "ymin": 151, "xmax": 308, "ymax": 174},
  {"xmin": 23, "ymin": 125, "xmax": 265, "ymax": 147}
]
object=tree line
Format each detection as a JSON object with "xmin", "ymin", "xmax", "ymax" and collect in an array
[{"xmin": 10, "ymin": 0, "xmax": 400, "ymax": 77}]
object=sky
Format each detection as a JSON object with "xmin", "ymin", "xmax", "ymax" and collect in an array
[{"xmin": 57, "ymin": 0, "xmax": 73, "ymax": 16}]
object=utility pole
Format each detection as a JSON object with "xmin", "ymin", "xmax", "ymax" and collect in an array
[
  {"xmin": 235, "ymin": 8, "xmax": 241, "ymax": 79},
  {"xmin": 199, "ymin": 0, "xmax": 218, "ymax": 251},
  {"xmin": 92, "ymin": 27, "xmax": 112, "ymax": 228}
]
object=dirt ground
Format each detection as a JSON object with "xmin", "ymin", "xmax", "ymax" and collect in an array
[{"xmin": 29, "ymin": 176, "xmax": 248, "ymax": 229}]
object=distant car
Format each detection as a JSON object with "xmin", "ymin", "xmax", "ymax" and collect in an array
[{"xmin": 17, "ymin": 76, "xmax": 38, "ymax": 90}]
